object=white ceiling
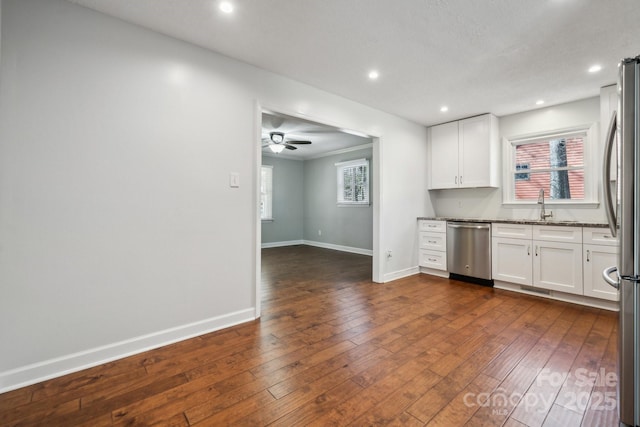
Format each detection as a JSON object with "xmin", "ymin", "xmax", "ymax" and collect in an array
[
  {"xmin": 261, "ymin": 112, "xmax": 371, "ymax": 160},
  {"xmin": 68, "ymin": 0, "xmax": 640, "ymax": 127}
]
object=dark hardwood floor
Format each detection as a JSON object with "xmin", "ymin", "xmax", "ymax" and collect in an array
[{"xmin": 0, "ymin": 245, "xmax": 619, "ymax": 426}]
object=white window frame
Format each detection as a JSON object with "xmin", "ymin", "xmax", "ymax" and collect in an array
[
  {"xmin": 335, "ymin": 158, "xmax": 370, "ymax": 206},
  {"xmin": 502, "ymin": 123, "xmax": 598, "ymax": 207},
  {"xmin": 261, "ymin": 165, "xmax": 273, "ymax": 220}
]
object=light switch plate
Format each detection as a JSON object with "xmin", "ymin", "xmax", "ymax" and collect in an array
[{"xmin": 229, "ymin": 172, "xmax": 240, "ymax": 188}]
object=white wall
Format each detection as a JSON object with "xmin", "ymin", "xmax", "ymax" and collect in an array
[
  {"xmin": 429, "ymin": 97, "xmax": 606, "ymax": 223},
  {"xmin": 0, "ymin": 0, "xmax": 430, "ymax": 391}
]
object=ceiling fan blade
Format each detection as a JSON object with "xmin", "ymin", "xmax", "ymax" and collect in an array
[
  {"xmin": 286, "ymin": 140, "xmax": 312, "ymax": 144},
  {"xmin": 284, "ymin": 144, "xmax": 298, "ymax": 150}
]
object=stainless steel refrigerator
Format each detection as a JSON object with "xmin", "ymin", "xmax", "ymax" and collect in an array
[{"xmin": 603, "ymin": 55, "xmax": 640, "ymax": 427}]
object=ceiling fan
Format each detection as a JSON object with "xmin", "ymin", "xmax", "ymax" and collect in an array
[{"xmin": 262, "ymin": 131, "xmax": 312, "ymax": 153}]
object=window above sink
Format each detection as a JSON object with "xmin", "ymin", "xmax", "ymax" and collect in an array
[{"xmin": 502, "ymin": 123, "xmax": 599, "ymax": 207}]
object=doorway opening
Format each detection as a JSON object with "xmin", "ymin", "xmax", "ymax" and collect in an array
[{"xmin": 254, "ymin": 105, "xmax": 380, "ymax": 317}]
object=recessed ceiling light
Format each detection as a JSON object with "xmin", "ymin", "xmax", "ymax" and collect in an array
[
  {"xmin": 368, "ymin": 70, "xmax": 379, "ymax": 80},
  {"xmin": 440, "ymin": 106, "xmax": 449, "ymax": 112},
  {"xmin": 219, "ymin": 1, "xmax": 233, "ymax": 13},
  {"xmin": 536, "ymin": 100, "xmax": 545, "ymax": 105},
  {"xmin": 588, "ymin": 64, "xmax": 602, "ymax": 73}
]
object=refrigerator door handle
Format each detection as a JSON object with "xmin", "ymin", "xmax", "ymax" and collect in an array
[
  {"xmin": 602, "ymin": 266, "xmax": 619, "ymax": 289},
  {"xmin": 602, "ymin": 110, "xmax": 617, "ymax": 237}
]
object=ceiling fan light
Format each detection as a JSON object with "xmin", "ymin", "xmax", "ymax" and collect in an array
[
  {"xmin": 269, "ymin": 144, "xmax": 285, "ymax": 154},
  {"xmin": 270, "ymin": 132, "xmax": 284, "ymax": 143}
]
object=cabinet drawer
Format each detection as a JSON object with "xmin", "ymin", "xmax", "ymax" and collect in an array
[
  {"xmin": 419, "ymin": 220, "xmax": 446, "ymax": 233},
  {"xmin": 419, "ymin": 232, "xmax": 446, "ymax": 251},
  {"xmin": 533, "ymin": 225, "xmax": 582, "ymax": 244},
  {"xmin": 583, "ymin": 227, "xmax": 618, "ymax": 246},
  {"xmin": 419, "ymin": 249, "xmax": 447, "ymax": 271},
  {"xmin": 492, "ymin": 223, "xmax": 533, "ymax": 239}
]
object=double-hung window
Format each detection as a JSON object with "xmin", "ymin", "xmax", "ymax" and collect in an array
[
  {"xmin": 261, "ymin": 165, "xmax": 273, "ymax": 220},
  {"xmin": 335, "ymin": 158, "xmax": 369, "ymax": 206},
  {"xmin": 503, "ymin": 124, "xmax": 597, "ymax": 205}
]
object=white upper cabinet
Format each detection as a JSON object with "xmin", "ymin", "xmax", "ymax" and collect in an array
[
  {"xmin": 428, "ymin": 121, "xmax": 459, "ymax": 189},
  {"xmin": 428, "ymin": 114, "xmax": 499, "ymax": 189}
]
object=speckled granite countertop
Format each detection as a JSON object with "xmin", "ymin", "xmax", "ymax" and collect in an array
[{"xmin": 417, "ymin": 217, "xmax": 609, "ymax": 228}]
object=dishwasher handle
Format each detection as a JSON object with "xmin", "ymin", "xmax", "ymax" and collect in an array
[{"xmin": 447, "ymin": 222, "xmax": 490, "ymax": 230}]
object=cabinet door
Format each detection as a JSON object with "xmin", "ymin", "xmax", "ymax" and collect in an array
[
  {"xmin": 533, "ymin": 241, "xmax": 583, "ymax": 295},
  {"xmin": 583, "ymin": 244, "xmax": 619, "ymax": 301},
  {"xmin": 429, "ymin": 121, "xmax": 459, "ymax": 189},
  {"xmin": 459, "ymin": 115, "xmax": 492, "ymax": 188},
  {"xmin": 492, "ymin": 237, "xmax": 532, "ymax": 285}
]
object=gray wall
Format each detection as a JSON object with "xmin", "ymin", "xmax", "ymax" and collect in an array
[
  {"xmin": 303, "ymin": 147, "xmax": 373, "ymax": 250},
  {"xmin": 261, "ymin": 156, "xmax": 304, "ymax": 244},
  {"xmin": 261, "ymin": 147, "xmax": 374, "ymax": 251}
]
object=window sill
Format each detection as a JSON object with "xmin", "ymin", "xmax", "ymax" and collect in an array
[
  {"xmin": 337, "ymin": 203, "xmax": 370, "ymax": 207},
  {"xmin": 502, "ymin": 201, "xmax": 599, "ymax": 209}
]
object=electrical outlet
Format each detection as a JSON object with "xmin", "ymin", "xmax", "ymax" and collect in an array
[{"xmin": 318, "ymin": 229, "xmax": 322, "ymax": 236}]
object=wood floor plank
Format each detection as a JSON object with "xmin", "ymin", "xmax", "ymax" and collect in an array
[{"xmin": 0, "ymin": 245, "xmax": 621, "ymax": 426}]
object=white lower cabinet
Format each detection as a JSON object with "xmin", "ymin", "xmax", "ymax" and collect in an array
[
  {"xmin": 491, "ymin": 223, "xmax": 619, "ymax": 305},
  {"xmin": 583, "ymin": 244, "xmax": 618, "ymax": 301},
  {"xmin": 583, "ymin": 226, "xmax": 619, "ymax": 301},
  {"xmin": 492, "ymin": 237, "xmax": 532, "ymax": 285},
  {"xmin": 418, "ymin": 220, "xmax": 447, "ymax": 273},
  {"xmin": 533, "ymin": 241, "xmax": 583, "ymax": 295}
]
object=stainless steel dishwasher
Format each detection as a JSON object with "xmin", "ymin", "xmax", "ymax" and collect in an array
[{"xmin": 446, "ymin": 222, "xmax": 492, "ymax": 284}]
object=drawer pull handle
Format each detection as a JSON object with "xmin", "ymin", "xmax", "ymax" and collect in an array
[
  {"xmin": 535, "ymin": 246, "xmax": 538, "ymax": 256},
  {"xmin": 428, "ymin": 258, "xmax": 437, "ymax": 262},
  {"xmin": 527, "ymin": 245, "xmax": 530, "ymax": 256},
  {"xmin": 428, "ymin": 240, "xmax": 437, "ymax": 244},
  {"xmin": 586, "ymin": 250, "xmax": 590, "ymax": 262}
]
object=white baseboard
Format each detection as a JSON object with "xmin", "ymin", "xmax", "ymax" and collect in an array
[
  {"xmin": 261, "ymin": 240, "xmax": 304, "ymax": 248},
  {"xmin": 0, "ymin": 308, "xmax": 256, "ymax": 394},
  {"xmin": 493, "ymin": 281, "xmax": 619, "ymax": 311},
  {"xmin": 419, "ymin": 266, "xmax": 450, "ymax": 278},
  {"xmin": 383, "ymin": 266, "xmax": 420, "ymax": 282},
  {"xmin": 302, "ymin": 240, "xmax": 373, "ymax": 256}
]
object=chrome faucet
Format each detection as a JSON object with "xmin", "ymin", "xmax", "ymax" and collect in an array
[{"xmin": 537, "ymin": 189, "xmax": 553, "ymax": 221}]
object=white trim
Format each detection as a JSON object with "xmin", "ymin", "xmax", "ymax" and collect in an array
[
  {"xmin": 419, "ymin": 267, "xmax": 450, "ymax": 278},
  {"xmin": 303, "ymin": 240, "xmax": 373, "ymax": 256},
  {"xmin": 307, "ymin": 143, "xmax": 374, "ymax": 160},
  {"xmin": 0, "ymin": 308, "xmax": 256, "ymax": 394},
  {"xmin": 254, "ymin": 101, "xmax": 263, "ymax": 319},
  {"xmin": 256, "ymin": 102, "xmax": 382, "ymax": 284},
  {"xmin": 502, "ymin": 201, "xmax": 599, "ymax": 208},
  {"xmin": 336, "ymin": 158, "xmax": 369, "ymax": 205},
  {"xmin": 493, "ymin": 280, "xmax": 619, "ymax": 311},
  {"xmin": 383, "ymin": 266, "xmax": 420, "ymax": 282},
  {"xmin": 261, "ymin": 240, "xmax": 304, "ymax": 248},
  {"xmin": 335, "ymin": 158, "xmax": 368, "ymax": 167},
  {"xmin": 508, "ymin": 125, "xmax": 595, "ymax": 145},
  {"xmin": 502, "ymin": 122, "xmax": 598, "ymax": 206}
]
